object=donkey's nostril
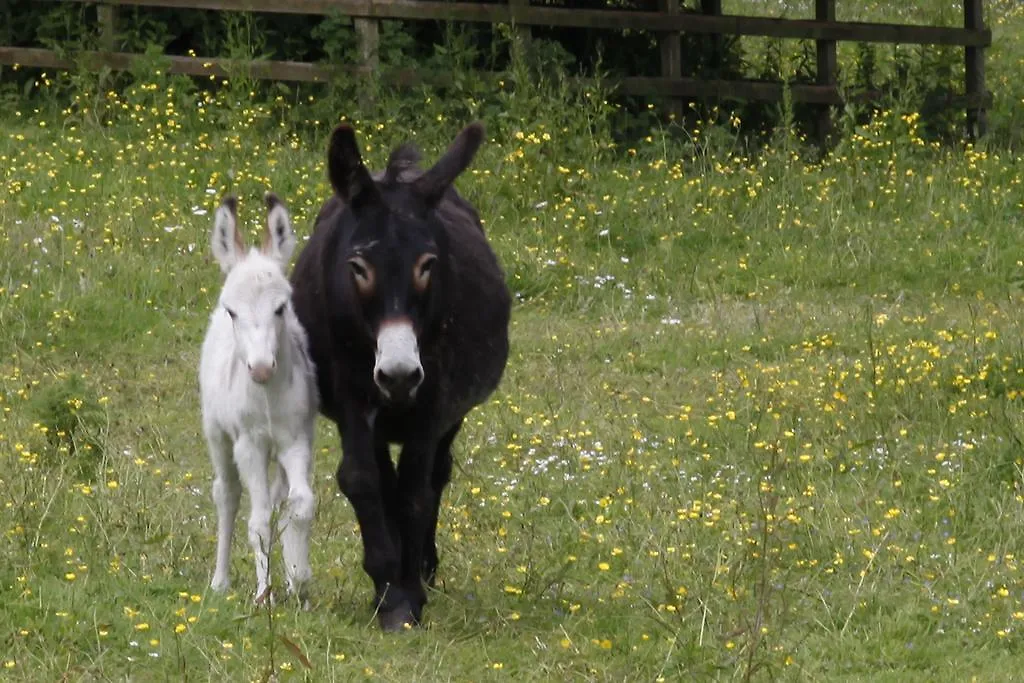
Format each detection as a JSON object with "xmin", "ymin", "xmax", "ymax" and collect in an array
[{"xmin": 375, "ymin": 366, "xmax": 423, "ymax": 400}]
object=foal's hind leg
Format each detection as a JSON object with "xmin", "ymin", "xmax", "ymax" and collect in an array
[
  {"xmin": 208, "ymin": 430, "xmax": 241, "ymax": 593},
  {"xmin": 422, "ymin": 420, "xmax": 462, "ymax": 587}
]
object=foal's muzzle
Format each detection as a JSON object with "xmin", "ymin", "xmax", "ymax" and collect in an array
[{"xmin": 249, "ymin": 360, "xmax": 276, "ymax": 384}]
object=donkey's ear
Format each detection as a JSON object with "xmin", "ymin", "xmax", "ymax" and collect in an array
[
  {"xmin": 327, "ymin": 124, "xmax": 380, "ymax": 209},
  {"xmin": 261, "ymin": 192, "xmax": 296, "ymax": 265},
  {"xmin": 414, "ymin": 121, "xmax": 484, "ymax": 205},
  {"xmin": 211, "ymin": 195, "xmax": 245, "ymax": 274}
]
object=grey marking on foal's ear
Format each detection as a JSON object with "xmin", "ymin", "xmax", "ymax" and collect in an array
[
  {"xmin": 265, "ymin": 192, "xmax": 282, "ymax": 237},
  {"xmin": 222, "ymin": 195, "xmax": 239, "ymax": 215},
  {"xmin": 261, "ymin": 191, "xmax": 296, "ymax": 263},
  {"xmin": 224, "ymin": 195, "xmax": 243, "ymax": 251},
  {"xmin": 212, "ymin": 194, "xmax": 244, "ymax": 274}
]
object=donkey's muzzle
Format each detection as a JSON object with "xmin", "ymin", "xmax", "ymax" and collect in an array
[
  {"xmin": 374, "ymin": 365, "xmax": 423, "ymax": 403},
  {"xmin": 374, "ymin": 319, "xmax": 423, "ymax": 402}
]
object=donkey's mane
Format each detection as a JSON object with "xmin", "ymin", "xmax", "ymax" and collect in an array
[{"xmin": 382, "ymin": 143, "xmax": 423, "ymax": 184}]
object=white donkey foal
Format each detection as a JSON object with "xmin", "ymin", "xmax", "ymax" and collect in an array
[{"xmin": 200, "ymin": 193, "xmax": 318, "ymax": 605}]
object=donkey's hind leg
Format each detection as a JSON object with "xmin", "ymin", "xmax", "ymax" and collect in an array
[
  {"xmin": 277, "ymin": 438, "xmax": 315, "ymax": 606},
  {"xmin": 208, "ymin": 429, "xmax": 241, "ymax": 593}
]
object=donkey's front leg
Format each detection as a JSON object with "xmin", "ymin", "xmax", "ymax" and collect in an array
[
  {"xmin": 336, "ymin": 407, "xmax": 407, "ymax": 631},
  {"xmin": 422, "ymin": 420, "xmax": 461, "ymax": 587},
  {"xmin": 235, "ymin": 436, "xmax": 274, "ymax": 603},
  {"xmin": 395, "ymin": 436, "xmax": 440, "ymax": 624}
]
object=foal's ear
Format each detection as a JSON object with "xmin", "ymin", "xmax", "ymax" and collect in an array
[
  {"xmin": 414, "ymin": 121, "xmax": 484, "ymax": 205},
  {"xmin": 260, "ymin": 192, "xmax": 296, "ymax": 265},
  {"xmin": 211, "ymin": 195, "xmax": 246, "ymax": 274},
  {"xmin": 327, "ymin": 124, "xmax": 380, "ymax": 209}
]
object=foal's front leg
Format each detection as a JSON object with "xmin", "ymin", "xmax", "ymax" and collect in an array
[
  {"xmin": 208, "ymin": 430, "xmax": 241, "ymax": 592},
  {"xmin": 277, "ymin": 437, "xmax": 315, "ymax": 606},
  {"xmin": 234, "ymin": 436, "xmax": 274, "ymax": 602}
]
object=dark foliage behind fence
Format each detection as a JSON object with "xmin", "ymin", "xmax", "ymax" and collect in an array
[{"xmin": 0, "ymin": 1, "xmax": 990, "ymax": 143}]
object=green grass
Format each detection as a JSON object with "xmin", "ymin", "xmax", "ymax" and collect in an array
[{"xmin": 5, "ymin": 5, "xmax": 1024, "ymax": 681}]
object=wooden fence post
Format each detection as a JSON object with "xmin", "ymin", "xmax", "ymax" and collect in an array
[
  {"xmin": 658, "ymin": 0, "xmax": 682, "ymax": 121},
  {"xmin": 701, "ymin": 0, "xmax": 723, "ymax": 75},
  {"xmin": 815, "ymin": 0, "xmax": 837, "ymax": 144},
  {"xmin": 97, "ymin": 2, "xmax": 116, "ymax": 51},
  {"xmin": 964, "ymin": 0, "xmax": 987, "ymax": 138},
  {"xmin": 354, "ymin": 18, "xmax": 379, "ymax": 72},
  {"xmin": 354, "ymin": 17, "xmax": 379, "ymax": 108},
  {"xmin": 509, "ymin": 0, "xmax": 531, "ymax": 44}
]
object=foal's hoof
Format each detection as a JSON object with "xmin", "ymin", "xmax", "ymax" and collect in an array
[
  {"xmin": 378, "ymin": 603, "xmax": 418, "ymax": 633},
  {"xmin": 287, "ymin": 585, "xmax": 312, "ymax": 611},
  {"xmin": 253, "ymin": 586, "xmax": 275, "ymax": 607}
]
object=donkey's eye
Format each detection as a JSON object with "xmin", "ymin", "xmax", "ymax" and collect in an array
[
  {"xmin": 348, "ymin": 256, "xmax": 375, "ymax": 296},
  {"xmin": 414, "ymin": 254, "xmax": 437, "ymax": 292},
  {"xmin": 349, "ymin": 259, "xmax": 368, "ymax": 280},
  {"xmin": 274, "ymin": 303, "xmax": 286, "ymax": 317}
]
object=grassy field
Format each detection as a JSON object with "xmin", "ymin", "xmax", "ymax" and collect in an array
[{"xmin": 5, "ymin": 4, "xmax": 1024, "ymax": 682}]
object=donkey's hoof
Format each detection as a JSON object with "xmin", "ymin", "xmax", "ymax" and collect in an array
[{"xmin": 378, "ymin": 603, "xmax": 418, "ymax": 633}]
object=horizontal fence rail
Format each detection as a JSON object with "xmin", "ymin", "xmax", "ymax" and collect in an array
[
  {"xmin": 52, "ymin": 0, "xmax": 991, "ymax": 45},
  {"xmin": 1, "ymin": 0, "xmax": 991, "ymax": 139},
  {"xmin": 11, "ymin": 45, "xmax": 993, "ymax": 109}
]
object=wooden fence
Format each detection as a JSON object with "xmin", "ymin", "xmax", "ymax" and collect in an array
[{"xmin": 0, "ymin": 0, "xmax": 992, "ymax": 138}]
